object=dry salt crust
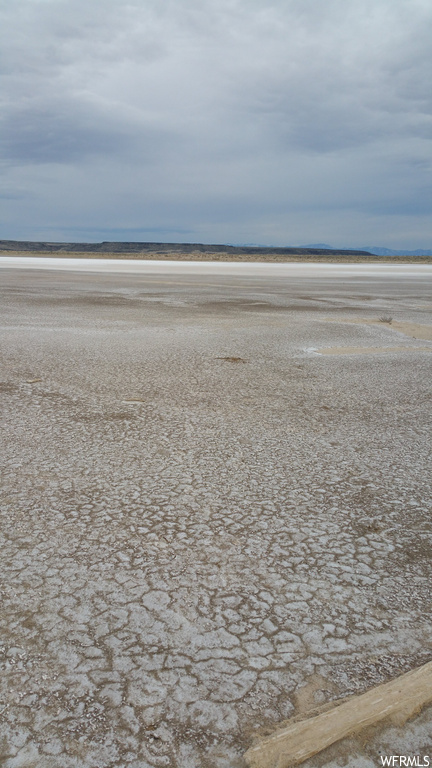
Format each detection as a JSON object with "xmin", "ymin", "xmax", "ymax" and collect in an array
[{"xmin": 1, "ymin": 259, "xmax": 432, "ymax": 768}]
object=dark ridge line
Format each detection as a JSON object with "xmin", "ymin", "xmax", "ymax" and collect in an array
[{"xmin": 0, "ymin": 239, "xmax": 372, "ymax": 257}]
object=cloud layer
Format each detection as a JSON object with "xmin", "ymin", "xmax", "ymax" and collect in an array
[{"xmin": 1, "ymin": 0, "xmax": 431, "ymax": 247}]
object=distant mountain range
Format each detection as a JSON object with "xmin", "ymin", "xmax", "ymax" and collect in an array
[
  {"xmin": 0, "ymin": 240, "xmax": 371, "ymax": 257},
  {"xmin": 0, "ymin": 239, "xmax": 431, "ymax": 258},
  {"xmin": 300, "ymin": 244, "xmax": 432, "ymax": 256}
]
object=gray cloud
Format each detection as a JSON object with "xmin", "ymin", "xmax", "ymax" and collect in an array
[
  {"xmin": 1, "ymin": 0, "xmax": 431, "ymax": 247},
  {"xmin": 1, "ymin": 105, "xmax": 126, "ymax": 164}
]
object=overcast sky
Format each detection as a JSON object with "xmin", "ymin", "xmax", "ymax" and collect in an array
[{"xmin": 1, "ymin": 0, "xmax": 431, "ymax": 247}]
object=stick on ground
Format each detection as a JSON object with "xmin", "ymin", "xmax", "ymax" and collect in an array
[{"xmin": 244, "ymin": 661, "xmax": 432, "ymax": 768}]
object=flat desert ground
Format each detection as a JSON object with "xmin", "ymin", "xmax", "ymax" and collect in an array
[{"xmin": 1, "ymin": 259, "xmax": 432, "ymax": 767}]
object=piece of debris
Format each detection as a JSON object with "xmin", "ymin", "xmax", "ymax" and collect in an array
[
  {"xmin": 244, "ymin": 660, "xmax": 432, "ymax": 768},
  {"xmin": 215, "ymin": 356, "xmax": 247, "ymax": 363}
]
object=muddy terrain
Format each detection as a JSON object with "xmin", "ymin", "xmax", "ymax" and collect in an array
[{"xmin": 1, "ymin": 261, "xmax": 432, "ymax": 767}]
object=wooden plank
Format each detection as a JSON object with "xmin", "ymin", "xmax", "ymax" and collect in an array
[{"xmin": 244, "ymin": 661, "xmax": 432, "ymax": 768}]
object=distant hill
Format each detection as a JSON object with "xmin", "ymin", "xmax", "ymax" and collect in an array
[
  {"xmin": 0, "ymin": 240, "xmax": 372, "ymax": 257},
  {"xmin": 2, "ymin": 240, "xmax": 431, "ymax": 262},
  {"xmin": 301, "ymin": 243, "xmax": 432, "ymax": 257}
]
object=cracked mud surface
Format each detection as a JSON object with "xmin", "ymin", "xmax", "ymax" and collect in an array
[{"xmin": 1, "ymin": 262, "xmax": 432, "ymax": 767}]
